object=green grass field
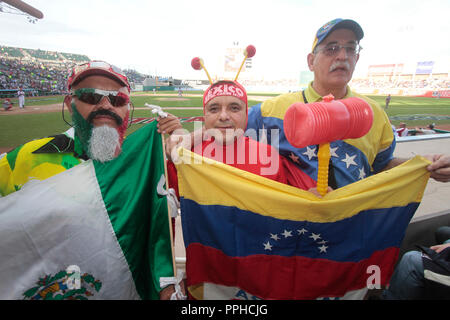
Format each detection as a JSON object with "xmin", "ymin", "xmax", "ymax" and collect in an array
[{"xmin": 1, "ymin": 92, "xmax": 449, "ymax": 151}]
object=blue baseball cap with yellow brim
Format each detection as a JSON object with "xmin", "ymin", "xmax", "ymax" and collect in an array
[{"xmin": 312, "ymin": 18, "xmax": 364, "ymax": 52}]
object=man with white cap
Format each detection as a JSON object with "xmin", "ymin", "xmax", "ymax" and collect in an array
[
  {"xmin": 0, "ymin": 60, "xmax": 180, "ymax": 300},
  {"xmin": 0, "ymin": 61, "xmax": 133, "ymax": 197}
]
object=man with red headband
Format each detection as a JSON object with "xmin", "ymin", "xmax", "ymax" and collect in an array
[
  {"xmin": 0, "ymin": 61, "xmax": 132, "ymax": 197},
  {"xmin": 161, "ymin": 80, "xmax": 316, "ymax": 190},
  {"xmin": 197, "ymin": 80, "xmax": 287, "ymax": 180}
]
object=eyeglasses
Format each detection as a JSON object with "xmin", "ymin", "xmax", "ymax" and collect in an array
[
  {"xmin": 71, "ymin": 88, "xmax": 130, "ymax": 107},
  {"xmin": 315, "ymin": 43, "xmax": 362, "ymax": 57}
]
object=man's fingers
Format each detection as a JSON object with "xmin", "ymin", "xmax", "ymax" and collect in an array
[
  {"xmin": 430, "ymin": 174, "xmax": 450, "ymax": 183},
  {"xmin": 157, "ymin": 119, "xmax": 183, "ymax": 134}
]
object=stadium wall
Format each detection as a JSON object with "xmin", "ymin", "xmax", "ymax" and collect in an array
[
  {"xmin": 417, "ymin": 90, "xmax": 450, "ymax": 98},
  {"xmin": 143, "ymin": 85, "xmax": 175, "ymax": 91}
]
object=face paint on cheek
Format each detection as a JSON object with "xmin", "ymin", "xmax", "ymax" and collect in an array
[
  {"xmin": 116, "ymin": 110, "xmax": 129, "ymax": 146},
  {"xmin": 71, "ymin": 103, "xmax": 93, "ymax": 157}
]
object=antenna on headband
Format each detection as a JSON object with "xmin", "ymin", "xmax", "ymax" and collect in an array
[
  {"xmin": 191, "ymin": 45, "xmax": 256, "ymax": 84},
  {"xmin": 234, "ymin": 45, "xmax": 256, "ymax": 81},
  {"xmin": 191, "ymin": 57, "xmax": 213, "ymax": 84}
]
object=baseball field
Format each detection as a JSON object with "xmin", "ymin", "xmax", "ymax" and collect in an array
[{"xmin": 1, "ymin": 91, "xmax": 449, "ymax": 154}]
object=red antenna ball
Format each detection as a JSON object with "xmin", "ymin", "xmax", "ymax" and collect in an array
[
  {"xmin": 191, "ymin": 57, "xmax": 202, "ymax": 70},
  {"xmin": 245, "ymin": 45, "xmax": 256, "ymax": 58}
]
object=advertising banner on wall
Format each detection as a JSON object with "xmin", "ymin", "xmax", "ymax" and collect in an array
[{"xmin": 415, "ymin": 61, "xmax": 434, "ymax": 75}]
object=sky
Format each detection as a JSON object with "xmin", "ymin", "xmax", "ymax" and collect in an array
[{"xmin": 1, "ymin": 0, "xmax": 449, "ymax": 81}]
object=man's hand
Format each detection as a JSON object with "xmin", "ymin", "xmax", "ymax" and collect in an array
[
  {"xmin": 424, "ymin": 154, "xmax": 450, "ymax": 182},
  {"xmin": 157, "ymin": 114, "xmax": 183, "ymax": 134},
  {"xmin": 430, "ymin": 242, "xmax": 450, "ymax": 254},
  {"xmin": 308, "ymin": 186, "xmax": 333, "ymax": 198},
  {"xmin": 164, "ymin": 129, "xmax": 195, "ymax": 162},
  {"xmin": 159, "ymin": 285, "xmax": 175, "ymax": 300},
  {"xmin": 382, "ymin": 155, "xmax": 450, "ymax": 183},
  {"xmin": 159, "ymin": 280, "xmax": 187, "ymax": 300}
]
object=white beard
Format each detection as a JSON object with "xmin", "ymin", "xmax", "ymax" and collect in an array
[{"xmin": 88, "ymin": 125, "xmax": 121, "ymax": 163}]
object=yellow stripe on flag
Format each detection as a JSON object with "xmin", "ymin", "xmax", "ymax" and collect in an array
[{"xmin": 176, "ymin": 148, "xmax": 430, "ymax": 223}]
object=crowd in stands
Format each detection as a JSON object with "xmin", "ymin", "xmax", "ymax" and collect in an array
[
  {"xmin": 351, "ymin": 78, "xmax": 450, "ymax": 90},
  {"xmin": 123, "ymin": 69, "xmax": 146, "ymax": 84},
  {"xmin": 0, "ymin": 45, "xmax": 89, "ymax": 63},
  {"xmin": 1, "ymin": 45, "xmax": 180, "ymax": 96},
  {"xmin": 0, "ymin": 57, "xmax": 73, "ymax": 95},
  {"xmin": 240, "ymin": 78, "xmax": 299, "ymax": 87},
  {"xmin": 0, "ymin": 46, "xmax": 156, "ymax": 96}
]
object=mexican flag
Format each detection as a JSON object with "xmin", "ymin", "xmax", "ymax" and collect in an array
[{"xmin": 0, "ymin": 122, "xmax": 174, "ymax": 300}]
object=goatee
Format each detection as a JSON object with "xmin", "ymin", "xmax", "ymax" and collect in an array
[{"xmin": 88, "ymin": 125, "xmax": 121, "ymax": 163}]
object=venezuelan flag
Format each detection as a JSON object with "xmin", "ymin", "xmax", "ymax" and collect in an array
[{"xmin": 176, "ymin": 149, "xmax": 430, "ymax": 300}]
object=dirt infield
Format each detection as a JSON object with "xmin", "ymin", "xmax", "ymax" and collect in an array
[
  {"xmin": 155, "ymin": 97, "xmax": 190, "ymax": 101},
  {"xmin": 0, "ymin": 104, "xmax": 62, "ymax": 115}
]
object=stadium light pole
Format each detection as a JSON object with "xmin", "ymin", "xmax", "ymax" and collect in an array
[{"xmin": 2, "ymin": 0, "xmax": 44, "ymax": 19}]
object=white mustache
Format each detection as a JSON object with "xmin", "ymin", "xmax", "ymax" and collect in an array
[{"xmin": 329, "ymin": 61, "xmax": 351, "ymax": 72}]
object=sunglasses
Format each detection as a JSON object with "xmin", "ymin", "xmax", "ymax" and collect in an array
[{"xmin": 71, "ymin": 88, "xmax": 130, "ymax": 107}]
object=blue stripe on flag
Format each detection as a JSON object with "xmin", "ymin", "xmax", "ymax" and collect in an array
[{"xmin": 181, "ymin": 198, "xmax": 418, "ymax": 263}]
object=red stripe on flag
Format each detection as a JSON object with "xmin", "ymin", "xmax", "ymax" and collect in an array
[
  {"xmin": 186, "ymin": 243, "xmax": 398, "ymax": 299},
  {"xmin": 130, "ymin": 117, "xmax": 204, "ymax": 124}
]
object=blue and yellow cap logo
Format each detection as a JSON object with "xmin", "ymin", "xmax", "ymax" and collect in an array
[{"xmin": 312, "ymin": 18, "xmax": 364, "ymax": 52}]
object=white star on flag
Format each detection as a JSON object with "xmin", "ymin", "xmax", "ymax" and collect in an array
[
  {"xmin": 310, "ymin": 233, "xmax": 321, "ymax": 241},
  {"xmin": 263, "ymin": 227, "xmax": 330, "ymax": 255},
  {"xmin": 358, "ymin": 167, "xmax": 366, "ymax": 180},
  {"xmin": 270, "ymin": 233, "xmax": 280, "ymax": 241},
  {"xmin": 282, "ymin": 230, "xmax": 293, "ymax": 238},
  {"xmin": 302, "ymin": 146, "xmax": 317, "ymax": 160},
  {"xmin": 341, "ymin": 153, "xmax": 357, "ymax": 168},
  {"xmin": 330, "ymin": 146, "xmax": 339, "ymax": 158},
  {"xmin": 263, "ymin": 241, "xmax": 273, "ymax": 251}
]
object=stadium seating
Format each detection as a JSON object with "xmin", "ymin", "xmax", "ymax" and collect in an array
[
  {"xmin": 0, "ymin": 53, "xmax": 74, "ymax": 95},
  {"xmin": 351, "ymin": 78, "xmax": 450, "ymax": 90},
  {"xmin": 123, "ymin": 69, "xmax": 146, "ymax": 83},
  {"xmin": 60, "ymin": 52, "xmax": 90, "ymax": 62},
  {"xmin": 0, "ymin": 45, "xmax": 181, "ymax": 96},
  {"xmin": 24, "ymin": 48, "xmax": 60, "ymax": 61},
  {"xmin": 0, "ymin": 46, "xmax": 24, "ymax": 58}
]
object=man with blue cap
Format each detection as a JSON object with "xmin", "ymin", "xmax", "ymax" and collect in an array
[
  {"xmin": 307, "ymin": 18, "xmax": 364, "ymax": 102},
  {"xmin": 246, "ymin": 18, "xmax": 450, "ymax": 189}
]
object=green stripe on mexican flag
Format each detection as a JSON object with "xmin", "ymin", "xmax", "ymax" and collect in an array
[{"xmin": 0, "ymin": 122, "xmax": 174, "ymax": 300}]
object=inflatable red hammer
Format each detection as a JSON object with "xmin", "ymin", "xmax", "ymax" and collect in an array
[{"xmin": 284, "ymin": 95, "xmax": 373, "ymax": 196}]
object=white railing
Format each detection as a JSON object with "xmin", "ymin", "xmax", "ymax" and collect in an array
[{"xmin": 396, "ymin": 133, "xmax": 450, "ymax": 143}]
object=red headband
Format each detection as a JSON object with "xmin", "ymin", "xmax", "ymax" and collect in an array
[{"xmin": 203, "ymin": 81, "xmax": 248, "ymax": 108}]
